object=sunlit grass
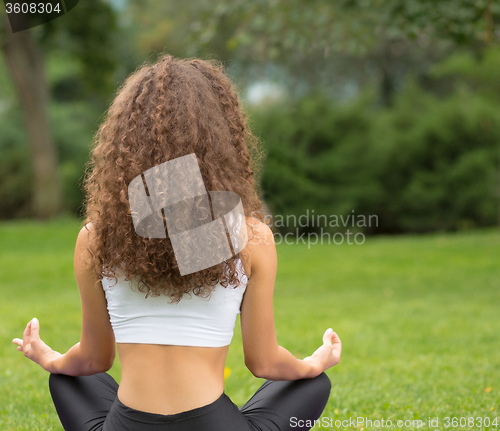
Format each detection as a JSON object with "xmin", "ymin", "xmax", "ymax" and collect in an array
[{"xmin": 1, "ymin": 217, "xmax": 499, "ymax": 430}]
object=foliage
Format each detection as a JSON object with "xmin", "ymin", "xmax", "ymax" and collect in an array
[
  {"xmin": 0, "ymin": 0, "xmax": 120, "ymax": 103},
  {"xmin": 36, "ymin": 0, "xmax": 120, "ymax": 101},
  {"xmin": 188, "ymin": 0, "xmax": 500, "ymax": 60},
  {"xmin": 253, "ymin": 80, "xmax": 500, "ymax": 234},
  {"xmin": 0, "ymin": 100, "xmax": 100, "ymax": 218},
  {"xmin": 2, "ymin": 66, "xmax": 499, "ymax": 232},
  {"xmin": 49, "ymin": 101, "xmax": 101, "ymax": 217},
  {"xmin": 0, "ymin": 105, "xmax": 32, "ymax": 219},
  {"xmin": 430, "ymin": 45, "xmax": 500, "ymax": 100},
  {"xmin": 1, "ymin": 0, "xmax": 499, "ymax": 229},
  {"xmin": 372, "ymin": 82, "xmax": 499, "ymax": 232}
]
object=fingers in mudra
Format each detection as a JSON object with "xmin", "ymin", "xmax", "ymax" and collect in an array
[{"xmin": 12, "ymin": 318, "xmax": 38, "ymax": 356}]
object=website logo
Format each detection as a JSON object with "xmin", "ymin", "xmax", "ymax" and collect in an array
[
  {"xmin": 4, "ymin": 0, "xmax": 79, "ymax": 33},
  {"xmin": 128, "ymin": 153, "xmax": 247, "ymax": 276}
]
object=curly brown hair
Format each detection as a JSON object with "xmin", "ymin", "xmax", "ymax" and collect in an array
[{"xmin": 83, "ymin": 54, "xmax": 264, "ymax": 302}]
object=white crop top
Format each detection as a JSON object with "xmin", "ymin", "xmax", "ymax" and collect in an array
[{"xmin": 101, "ymin": 260, "xmax": 248, "ymax": 347}]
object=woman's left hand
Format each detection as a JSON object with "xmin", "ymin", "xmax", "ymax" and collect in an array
[{"xmin": 12, "ymin": 318, "xmax": 62, "ymax": 372}]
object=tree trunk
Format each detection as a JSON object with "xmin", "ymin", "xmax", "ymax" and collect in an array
[{"xmin": 1, "ymin": 16, "xmax": 62, "ymax": 219}]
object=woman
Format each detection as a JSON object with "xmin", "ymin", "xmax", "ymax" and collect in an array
[{"xmin": 12, "ymin": 54, "xmax": 341, "ymax": 431}]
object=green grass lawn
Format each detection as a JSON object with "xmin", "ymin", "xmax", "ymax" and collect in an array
[{"xmin": 0, "ymin": 218, "xmax": 499, "ymax": 430}]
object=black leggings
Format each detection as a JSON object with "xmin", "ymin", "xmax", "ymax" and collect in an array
[{"xmin": 49, "ymin": 371, "xmax": 331, "ymax": 431}]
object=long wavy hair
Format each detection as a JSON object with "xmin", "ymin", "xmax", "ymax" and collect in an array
[{"xmin": 83, "ymin": 54, "xmax": 264, "ymax": 302}]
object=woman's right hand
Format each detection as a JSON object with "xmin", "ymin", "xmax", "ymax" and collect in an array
[{"xmin": 303, "ymin": 328, "xmax": 342, "ymax": 375}]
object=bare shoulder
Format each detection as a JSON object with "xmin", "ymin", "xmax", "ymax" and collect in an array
[
  {"xmin": 239, "ymin": 217, "xmax": 276, "ymax": 280},
  {"xmin": 75, "ymin": 223, "xmax": 94, "ymax": 270},
  {"xmin": 245, "ymin": 217, "xmax": 275, "ymax": 247}
]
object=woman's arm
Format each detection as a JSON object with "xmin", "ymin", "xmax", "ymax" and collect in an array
[
  {"xmin": 13, "ymin": 224, "xmax": 116, "ymax": 376},
  {"xmin": 240, "ymin": 219, "xmax": 341, "ymax": 381},
  {"xmin": 49, "ymin": 224, "xmax": 116, "ymax": 375}
]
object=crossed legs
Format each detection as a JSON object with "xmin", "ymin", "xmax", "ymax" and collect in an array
[{"xmin": 49, "ymin": 371, "xmax": 331, "ymax": 431}]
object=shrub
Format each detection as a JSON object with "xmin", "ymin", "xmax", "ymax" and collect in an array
[{"xmin": 251, "ymin": 81, "xmax": 499, "ymax": 234}]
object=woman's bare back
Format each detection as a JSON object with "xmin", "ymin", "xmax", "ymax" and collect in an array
[
  {"xmin": 115, "ymin": 248, "xmax": 252, "ymax": 415},
  {"xmin": 117, "ymin": 343, "xmax": 229, "ymax": 414}
]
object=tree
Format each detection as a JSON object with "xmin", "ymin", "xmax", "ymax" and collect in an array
[
  {"xmin": 183, "ymin": 0, "xmax": 499, "ymax": 107},
  {"xmin": 188, "ymin": 0, "xmax": 499, "ymax": 59},
  {"xmin": 1, "ymin": 15, "xmax": 61, "ymax": 218},
  {"xmin": 0, "ymin": 0, "xmax": 118, "ymax": 218},
  {"xmin": 188, "ymin": 0, "xmax": 500, "ymax": 227}
]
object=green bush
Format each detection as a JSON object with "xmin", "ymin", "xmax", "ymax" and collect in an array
[
  {"xmin": 2, "ymin": 75, "xmax": 499, "ymax": 233},
  {"xmin": 371, "ymin": 82, "xmax": 499, "ymax": 233},
  {"xmin": 0, "ymin": 105, "xmax": 32, "ymax": 219},
  {"xmin": 49, "ymin": 101, "xmax": 98, "ymax": 217},
  {"xmin": 252, "ymin": 81, "xmax": 500, "ymax": 234},
  {"xmin": 0, "ymin": 100, "xmax": 99, "ymax": 219}
]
